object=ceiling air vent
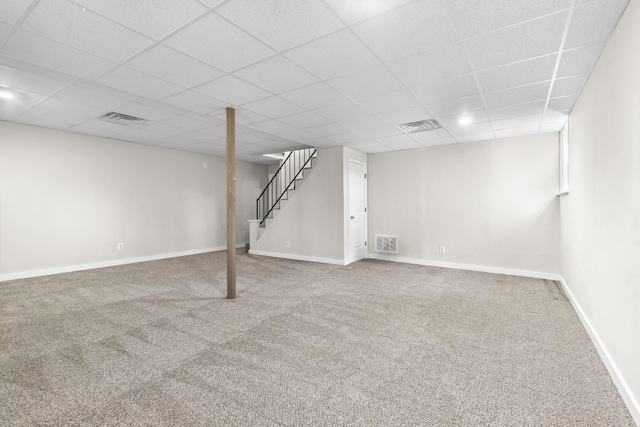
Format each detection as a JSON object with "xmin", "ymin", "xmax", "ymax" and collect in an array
[
  {"xmin": 396, "ymin": 119, "xmax": 441, "ymax": 134},
  {"xmin": 375, "ymin": 235, "xmax": 398, "ymax": 253},
  {"xmin": 100, "ymin": 112, "xmax": 149, "ymax": 127}
]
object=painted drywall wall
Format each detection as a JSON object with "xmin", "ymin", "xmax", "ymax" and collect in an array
[
  {"xmin": 368, "ymin": 133, "xmax": 561, "ymax": 276},
  {"xmin": 561, "ymin": 0, "xmax": 639, "ymax": 420},
  {"xmin": 250, "ymin": 146, "xmax": 345, "ymax": 264},
  {"xmin": 0, "ymin": 121, "xmax": 267, "ymax": 279}
]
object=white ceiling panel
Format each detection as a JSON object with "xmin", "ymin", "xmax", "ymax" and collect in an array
[
  {"xmin": 355, "ymin": 125, "xmax": 404, "ymax": 139},
  {"xmin": 125, "ymin": 45, "xmax": 224, "ymax": 88},
  {"xmin": 565, "ymin": 0, "xmax": 629, "ymax": 49},
  {"xmin": 233, "ymin": 55, "xmax": 318, "ymax": 94},
  {"xmin": 0, "ymin": 22, "xmax": 12, "ymax": 45},
  {"xmin": 278, "ymin": 111, "xmax": 331, "ymax": 129},
  {"xmin": 435, "ymin": 111, "xmax": 490, "ymax": 128},
  {"xmin": 0, "ymin": 87, "xmax": 48, "ymax": 120},
  {"xmin": 341, "ymin": 115, "xmax": 389, "ymax": 132},
  {"xmin": 284, "ymin": 29, "xmax": 380, "ymax": 80},
  {"xmin": 378, "ymin": 107, "xmax": 434, "ymax": 126},
  {"xmin": 280, "ymin": 83, "xmax": 350, "ymax": 110},
  {"xmin": 325, "ymin": 0, "xmax": 414, "ymax": 24},
  {"xmin": 0, "ymin": 65, "xmax": 71, "ymax": 95},
  {"xmin": 23, "ymin": 0, "xmax": 154, "ymax": 62},
  {"xmin": 477, "ymin": 54, "xmax": 557, "ymax": 93},
  {"xmin": 381, "ymin": 140, "xmax": 423, "ymax": 151},
  {"xmin": 484, "ymin": 82, "xmax": 550, "ymax": 110},
  {"xmin": 427, "ymin": 95, "xmax": 486, "ymax": 118},
  {"xmin": 421, "ymin": 136, "xmax": 458, "ymax": 147},
  {"xmin": 116, "ymin": 127, "xmax": 165, "ymax": 143},
  {"xmin": 306, "ymin": 122, "xmax": 351, "ymax": 137},
  {"xmin": 36, "ymin": 98, "xmax": 105, "ymax": 120},
  {"xmin": 551, "ymin": 75, "xmax": 587, "ymax": 98},
  {"xmin": 356, "ymin": 88, "xmax": 421, "ymax": 114},
  {"xmin": 447, "ymin": 121, "xmax": 494, "ymax": 136},
  {"xmin": 353, "ymin": 0, "xmax": 459, "ymax": 61},
  {"xmin": 1, "ymin": 30, "xmax": 117, "ymax": 79},
  {"xmin": 408, "ymin": 128, "xmax": 452, "ymax": 141},
  {"xmin": 413, "ymin": 74, "xmax": 480, "ymax": 105},
  {"xmin": 492, "ymin": 115, "xmax": 543, "ymax": 132},
  {"xmin": 98, "ymin": 67, "xmax": 183, "ymax": 99},
  {"xmin": 328, "ymin": 65, "xmax": 404, "ymax": 101},
  {"xmin": 115, "ymin": 102, "xmax": 177, "ymax": 122},
  {"xmin": 489, "ymin": 100, "xmax": 547, "ymax": 121},
  {"xmin": 162, "ymin": 90, "xmax": 228, "ymax": 115},
  {"xmin": 162, "ymin": 114, "xmax": 213, "ymax": 131},
  {"xmin": 54, "ymin": 84, "xmax": 132, "ymax": 111},
  {"xmin": 315, "ymin": 101, "xmax": 372, "ymax": 122},
  {"xmin": 0, "ymin": 0, "xmax": 31, "ymax": 24},
  {"xmin": 494, "ymin": 126, "xmax": 541, "ymax": 140},
  {"xmin": 72, "ymin": 0, "xmax": 207, "ymax": 41},
  {"xmin": 14, "ymin": 114, "xmax": 74, "ymax": 130},
  {"xmin": 387, "ymin": 42, "xmax": 472, "ymax": 87},
  {"xmin": 140, "ymin": 122, "xmax": 188, "ymax": 137},
  {"xmin": 195, "ymin": 75, "xmax": 270, "ymax": 107},
  {"xmin": 164, "ymin": 13, "xmax": 275, "ymax": 72},
  {"xmin": 467, "ymin": 12, "xmax": 567, "ymax": 71},
  {"xmin": 455, "ymin": 131, "xmax": 496, "ymax": 143},
  {"xmin": 449, "ymin": 0, "xmax": 571, "ymax": 38},
  {"xmin": 217, "ymin": 0, "xmax": 343, "ymax": 52},
  {"xmin": 556, "ymin": 44, "xmax": 604, "ymax": 78},
  {"xmin": 68, "ymin": 118, "xmax": 131, "ymax": 135},
  {"xmin": 242, "ymin": 96, "xmax": 305, "ymax": 119},
  {"xmin": 247, "ymin": 119, "xmax": 296, "ymax": 135},
  {"xmin": 548, "ymin": 95, "xmax": 576, "ymax": 113}
]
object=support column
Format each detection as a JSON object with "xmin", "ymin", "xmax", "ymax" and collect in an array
[{"xmin": 226, "ymin": 107, "xmax": 236, "ymax": 299}]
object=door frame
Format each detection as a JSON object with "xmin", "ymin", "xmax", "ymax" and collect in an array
[{"xmin": 346, "ymin": 159, "xmax": 368, "ymax": 265}]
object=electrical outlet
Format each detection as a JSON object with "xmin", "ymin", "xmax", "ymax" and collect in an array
[
  {"xmin": 439, "ymin": 246, "xmax": 445, "ymax": 254},
  {"xmin": 286, "ymin": 241, "xmax": 291, "ymax": 248},
  {"xmin": 117, "ymin": 243, "xmax": 124, "ymax": 251}
]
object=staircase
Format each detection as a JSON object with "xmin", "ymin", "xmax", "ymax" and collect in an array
[{"xmin": 256, "ymin": 147, "xmax": 317, "ymax": 227}]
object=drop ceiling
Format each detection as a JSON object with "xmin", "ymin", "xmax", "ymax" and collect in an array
[{"xmin": 0, "ymin": 0, "xmax": 630, "ymax": 164}]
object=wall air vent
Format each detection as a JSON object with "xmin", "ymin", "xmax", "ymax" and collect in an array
[
  {"xmin": 100, "ymin": 112, "xmax": 149, "ymax": 127},
  {"xmin": 375, "ymin": 235, "xmax": 398, "ymax": 253},
  {"xmin": 396, "ymin": 119, "xmax": 441, "ymax": 134}
]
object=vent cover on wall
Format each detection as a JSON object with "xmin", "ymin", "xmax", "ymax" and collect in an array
[
  {"xmin": 100, "ymin": 112, "xmax": 149, "ymax": 127},
  {"xmin": 375, "ymin": 235, "xmax": 398, "ymax": 253},
  {"xmin": 395, "ymin": 119, "xmax": 441, "ymax": 134}
]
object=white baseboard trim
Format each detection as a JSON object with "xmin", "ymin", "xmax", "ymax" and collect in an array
[
  {"xmin": 0, "ymin": 244, "xmax": 246, "ymax": 282},
  {"xmin": 559, "ymin": 276, "xmax": 640, "ymax": 425},
  {"xmin": 367, "ymin": 253, "xmax": 561, "ymax": 281},
  {"xmin": 248, "ymin": 249, "xmax": 345, "ymax": 266}
]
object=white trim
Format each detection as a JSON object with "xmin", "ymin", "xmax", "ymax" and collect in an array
[
  {"xmin": 367, "ymin": 253, "xmax": 561, "ymax": 281},
  {"xmin": 559, "ymin": 276, "xmax": 640, "ymax": 424},
  {"xmin": 0, "ymin": 245, "xmax": 245, "ymax": 282},
  {"xmin": 248, "ymin": 249, "xmax": 346, "ymax": 266}
]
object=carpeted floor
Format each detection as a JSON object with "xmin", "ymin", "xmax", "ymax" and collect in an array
[{"xmin": 0, "ymin": 251, "xmax": 635, "ymax": 426}]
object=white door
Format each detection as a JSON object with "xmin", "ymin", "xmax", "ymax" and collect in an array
[{"xmin": 348, "ymin": 160, "xmax": 367, "ymax": 263}]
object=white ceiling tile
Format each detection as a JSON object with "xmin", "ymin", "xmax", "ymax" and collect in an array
[
  {"xmin": 328, "ymin": 65, "xmax": 404, "ymax": 100},
  {"xmin": 408, "ymin": 128, "xmax": 451, "ymax": 141},
  {"xmin": 357, "ymin": 125, "xmax": 404, "ymax": 138},
  {"xmin": 116, "ymin": 127, "xmax": 165, "ymax": 143},
  {"xmin": 217, "ymin": 0, "xmax": 343, "ymax": 51},
  {"xmin": 383, "ymin": 140, "xmax": 423, "ymax": 151},
  {"xmin": 450, "ymin": 0, "xmax": 571, "ymax": 38},
  {"xmin": 548, "ymin": 95, "xmax": 577, "ymax": 113},
  {"xmin": 491, "ymin": 114, "xmax": 543, "ymax": 131},
  {"xmin": 139, "ymin": 121, "xmax": 188, "ymax": 136},
  {"xmin": 344, "ymin": 140, "xmax": 386, "ymax": 152},
  {"xmin": 18, "ymin": 106, "xmax": 94, "ymax": 127},
  {"xmin": 477, "ymin": 54, "xmax": 557, "ymax": 92},
  {"xmin": 356, "ymin": 88, "xmax": 420, "ymax": 114},
  {"xmin": 125, "ymin": 45, "xmax": 224, "ymax": 88},
  {"xmin": 1, "ymin": 30, "xmax": 117, "ymax": 79},
  {"xmin": 73, "ymin": 0, "xmax": 207, "ymax": 40},
  {"xmin": 36, "ymin": 98, "xmax": 106, "ymax": 120},
  {"xmin": 455, "ymin": 131, "xmax": 495, "ymax": 143},
  {"xmin": 162, "ymin": 90, "xmax": 228, "ymax": 114},
  {"xmin": 378, "ymin": 107, "xmax": 434, "ymax": 126},
  {"xmin": 494, "ymin": 126, "xmax": 541, "ymax": 139},
  {"xmin": 236, "ymin": 133, "xmax": 267, "ymax": 145},
  {"xmin": 14, "ymin": 114, "xmax": 73, "ymax": 130},
  {"xmin": 194, "ymin": 75, "xmax": 270, "ymax": 106},
  {"xmin": 556, "ymin": 44, "xmax": 604, "ymax": 78},
  {"xmin": 0, "ymin": 65, "xmax": 71, "ymax": 95},
  {"xmin": 467, "ymin": 12, "xmax": 567, "ymax": 71},
  {"xmin": 352, "ymin": 0, "xmax": 458, "ymax": 61},
  {"xmin": 426, "ymin": 95, "xmax": 486, "ymax": 117},
  {"xmin": 413, "ymin": 74, "xmax": 479, "ymax": 105},
  {"xmin": 247, "ymin": 119, "xmax": 296, "ymax": 135},
  {"xmin": 162, "ymin": 114, "xmax": 213, "ymax": 131},
  {"xmin": 164, "ymin": 13, "xmax": 275, "ymax": 72},
  {"xmin": 181, "ymin": 126, "xmax": 227, "ymax": 143},
  {"xmin": 233, "ymin": 55, "xmax": 318, "ymax": 94},
  {"xmin": 284, "ymin": 29, "xmax": 380, "ymax": 80},
  {"xmin": 232, "ymin": 109, "xmax": 270, "ymax": 126},
  {"xmin": 242, "ymin": 96, "xmax": 305, "ymax": 118},
  {"xmin": 69, "ymin": 118, "xmax": 131, "ymax": 135},
  {"xmin": 0, "ymin": 22, "xmax": 12, "ymax": 45},
  {"xmin": 446, "ymin": 121, "xmax": 494, "ymax": 136},
  {"xmin": 551, "ymin": 74, "xmax": 587, "ymax": 98},
  {"xmin": 280, "ymin": 82, "xmax": 350, "ymax": 110},
  {"xmin": 329, "ymin": 132, "xmax": 370, "ymax": 144},
  {"xmin": 420, "ymin": 136, "xmax": 457, "ymax": 147},
  {"xmin": 361, "ymin": 143, "xmax": 392, "ymax": 153},
  {"xmin": 275, "ymin": 128, "xmax": 318, "ymax": 142},
  {"xmin": 489, "ymin": 100, "xmax": 546, "ymax": 121},
  {"xmin": 115, "ymin": 102, "xmax": 177, "ymax": 122},
  {"xmin": 376, "ymin": 134, "xmax": 415, "ymax": 145},
  {"xmin": 341, "ymin": 115, "xmax": 388, "ymax": 132},
  {"xmin": 324, "ymin": 0, "xmax": 414, "ymax": 24},
  {"xmin": 23, "ymin": 0, "xmax": 154, "ymax": 62},
  {"xmin": 306, "ymin": 122, "xmax": 351, "ymax": 137},
  {"xmin": 387, "ymin": 42, "xmax": 472, "ymax": 87},
  {"xmin": 0, "ymin": 0, "xmax": 32, "ymax": 24},
  {"xmin": 565, "ymin": 0, "xmax": 629, "ymax": 49},
  {"xmin": 54, "ymin": 83, "xmax": 132, "ymax": 111},
  {"xmin": 435, "ymin": 111, "xmax": 490, "ymax": 128},
  {"xmin": 0, "ymin": 87, "xmax": 47, "ymax": 120},
  {"xmin": 278, "ymin": 111, "xmax": 330, "ymax": 129},
  {"xmin": 484, "ymin": 82, "xmax": 550, "ymax": 110},
  {"xmin": 315, "ymin": 101, "xmax": 372, "ymax": 122},
  {"xmin": 98, "ymin": 67, "xmax": 183, "ymax": 99}
]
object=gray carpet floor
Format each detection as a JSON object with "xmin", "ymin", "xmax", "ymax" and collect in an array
[{"xmin": 0, "ymin": 251, "xmax": 635, "ymax": 426}]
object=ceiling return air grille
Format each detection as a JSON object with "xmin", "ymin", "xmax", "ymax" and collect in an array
[
  {"xmin": 100, "ymin": 112, "xmax": 149, "ymax": 127},
  {"xmin": 375, "ymin": 234, "xmax": 398, "ymax": 253},
  {"xmin": 396, "ymin": 119, "xmax": 441, "ymax": 134}
]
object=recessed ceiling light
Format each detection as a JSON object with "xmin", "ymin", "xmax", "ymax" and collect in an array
[
  {"xmin": 459, "ymin": 115, "xmax": 472, "ymax": 125},
  {"xmin": 0, "ymin": 90, "xmax": 14, "ymax": 100}
]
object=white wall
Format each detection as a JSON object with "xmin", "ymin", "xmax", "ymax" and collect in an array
[
  {"xmin": 561, "ymin": 0, "xmax": 640, "ymax": 421},
  {"xmin": 0, "ymin": 121, "xmax": 267, "ymax": 280},
  {"xmin": 368, "ymin": 133, "xmax": 561, "ymax": 277},
  {"xmin": 250, "ymin": 147, "xmax": 345, "ymax": 264}
]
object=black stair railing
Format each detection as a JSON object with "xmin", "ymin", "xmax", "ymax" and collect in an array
[{"xmin": 256, "ymin": 147, "xmax": 317, "ymax": 227}]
